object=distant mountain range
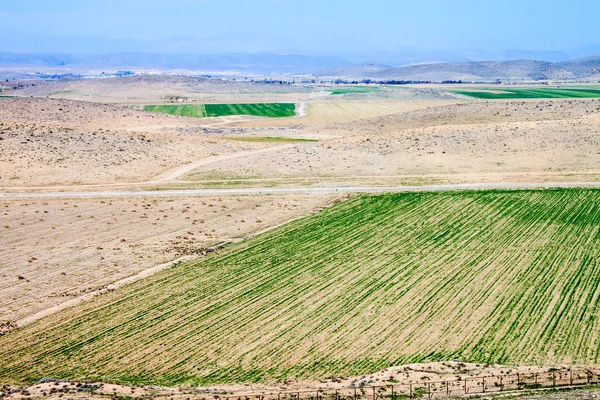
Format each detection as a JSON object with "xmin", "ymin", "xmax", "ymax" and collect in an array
[
  {"xmin": 2, "ymin": 50, "xmax": 600, "ymax": 80},
  {"xmin": 0, "ymin": 52, "xmax": 351, "ymax": 75},
  {"xmin": 316, "ymin": 57, "xmax": 600, "ymax": 81}
]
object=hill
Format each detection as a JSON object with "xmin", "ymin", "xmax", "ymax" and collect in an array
[
  {"xmin": 314, "ymin": 57, "xmax": 600, "ymax": 81},
  {"xmin": 315, "ymin": 63, "xmax": 393, "ymax": 79}
]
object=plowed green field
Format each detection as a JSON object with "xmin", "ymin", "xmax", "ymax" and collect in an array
[
  {"xmin": 2, "ymin": 189, "xmax": 600, "ymax": 386},
  {"xmin": 143, "ymin": 103, "xmax": 296, "ymax": 118}
]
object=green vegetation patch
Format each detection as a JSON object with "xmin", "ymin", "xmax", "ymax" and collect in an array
[
  {"xmin": 204, "ymin": 103, "xmax": 296, "ymax": 118},
  {"xmin": 225, "ymin": 136, "xmax": 317, "ymax": 143},
  {"xmin": 327, "ymin": 86, "xmax": 381, "ymax": 95},
  {"xmin": 4, "ymin": 189, "xmax": 600, "ymax": 386},
  {"xmin": 143, "ymin": 104, "xmax": 205, "ymax": 118},
  {"xmin": 453, "ymin": 87, "xmax": 600, "ymax": 99},
  {"xmin": 144, "ymin": 103, "xmax": 296, "ymax": 118}
]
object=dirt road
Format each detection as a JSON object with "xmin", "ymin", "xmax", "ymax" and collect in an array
[{"xmin": 3, "ymin": 181, "xmax": 600, "ymax": 200}]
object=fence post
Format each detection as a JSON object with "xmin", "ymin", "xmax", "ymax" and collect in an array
[
  {"xmin": 482, "ymin": 377, "xmax": 485, "ymax": 393},
  {"xmin": 517, "ymin": 373, "xmax": 520, "ymax": 389},
  {"xmin": 570, "ymin": 370, "xmax": 573, "ymax": 386},
  {"xmin": 500, "ymin": 376, "xmax": 503, "ymax": 391},
  {"xmin": 446, "ymin": 381, "xmax": 449, "ymax": 397},
  {"xmin": 278, "ymin": 394, "xmax": 281, "ymax": 400},
  {"xmin": 391, "ymin": 385, "xmax": 394, "ymax": 400},
  {"xmin": 372, "ymin": 386, "xmax": 375, "ymax": 400},
  {"xmin": 427, "ymin": 382, "xmax": 431, "ymax": 399},
  {"xmin": 410, "ymin": 383, "xmax": 413, "ymax": 399},
  {"xmin": 464, "ymin": 378, "xmax": 467, "ymax": 395},
  {"xmin": 552, "ymin": 372, "xmax": 556, "ymax": 388},
  {"xmin": 335, "ymin": 390, "xmax": 338, "ymax": 400},
  {"xmin": 588, "ymin": 370, "xmax": 591, "ymax": 384},
  {"xmin": 354, "ymin": 387, "xmax": 357, "ymax": 400}
]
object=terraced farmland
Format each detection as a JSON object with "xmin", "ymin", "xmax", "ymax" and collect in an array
[
  {"xmin": 3, "ymin": 189, "xmax": 600, "ymax": 387},
  {"xmin": 143, "ymin": 103, "xmax": 297, "ymax": 118},
  {"xmin": 453, "ymin": 87, "xmax": 600, "ymax": 99}
]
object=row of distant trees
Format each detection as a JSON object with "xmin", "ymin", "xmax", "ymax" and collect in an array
[{"xmin": 330, "ymin": 79, "xmax": 465, "ymax": 85}]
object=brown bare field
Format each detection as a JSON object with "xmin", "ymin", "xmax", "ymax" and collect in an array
[
  {"xmin": 0, "ymin": 97, "xmax": 279, "ymax": 187},
  {"xmin": 15, "ymin": 75, "xmax": 313, "ymax": 104},
  {"xmin": 232, "ymin": 99, "xmax": 458, "ymax": 127},
  {"xmin": 0, "ymin": 195, "xmax": 335, "ymax": 323},
  {"xmin": 182, "ymin": 99, "xmax": 600, "ymax": 187}
]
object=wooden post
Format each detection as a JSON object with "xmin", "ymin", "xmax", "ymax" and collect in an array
[
  {"xmin": 354, "ymin": 387, "xmax": 357, "ymax": 400},
  {"xmin": 500, "ymin": 376, "xmax": 503, "ymax": 391},
  {"xmin": 335, "ymin": 390, "xmax": 338, "ymax": 400},
  {"xmin": 552, "ymin": 372, "xmax": 556, "ymax": 388},
  {"xmin": 372, "ymin": 386, "xmax": 375, "ymax": 400},
  {"xmin": 446, "ymin": 381, "xmax": 449, "ymax": 397},
  {"xmin": 517, "ymin": 373, "xmax": 520, "ymax": 389},
  {"xmin": 427, "ymin": 382, "xmax": 431, "ymax": 399},
  {"xmin": 535, "ymin": 373, "xmax": 538, "ymax": 388},
  {"xmin": 482, "ymin": 377, "xmax": 485, "ymax": 393},
  {"xmin": 588, "ymin": 371, "xmax": 592, "ymax": 384},
  {"xmin": 464, "ymin": 378, "xmax": 467, "ymax": 395},
  {"xmin": 570, "ymin": 370, "xmax": 573, "ymax": 385},
  {"xmin": 391, "ymin": 385, "xmax": 394, "ymax": 400},
  {"xmin": 409, "ymin": 384, "xmax": 413, "ymax": 399}
]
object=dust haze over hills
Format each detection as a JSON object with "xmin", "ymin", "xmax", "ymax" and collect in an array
[{"xmin": 316, "ymin": 57, "xmax": 600, "ymax": 81}]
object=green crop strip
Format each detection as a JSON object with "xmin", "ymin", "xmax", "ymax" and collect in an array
[
  {"xmin": 225, "ymin": 136, "xmax": 318, "ymax": 143},
  {"xmin": 143, "ymin": 103, "xmax": 297, "ymax": 118},
  {"xmin": 143, "ymin": 104, "xmax": 206, "ymax": 118},
  {"xmin": 327, "ymin": 86, "xmax": 381, "ymax": 95},
  {"xmin": 453, "ymin": 87, "xmax": 600, "ymax": 99},
  {"xmin": 3, "ymin": 189, "xmax": 600, "ymax": 386}
]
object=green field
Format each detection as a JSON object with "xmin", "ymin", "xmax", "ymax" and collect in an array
[
  {"xmin": 143, "ymin": 104, "xmax": 205, "ymax": 118},
  {"xmin": 453, "ymin": 87, "xmax": 600, "ymax": 99},
  {"xmin": 3, "ymin": 189, "xmax": 600, "ymax": 386},
  {"xmin": 225, "ymin": 136, "xmax": 318, "ymax": 143},
  {"xmin": 327, "ymin": 86, "xmax": 381, "ymax": 95},
  {"xmin": 143, "ymin": 103, "xmax": 296, "ymax": 118}
]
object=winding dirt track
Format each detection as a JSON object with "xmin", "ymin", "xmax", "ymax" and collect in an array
[{"xmin": 3, "ymin": 181, "xmax": 600, "ymax": 200}]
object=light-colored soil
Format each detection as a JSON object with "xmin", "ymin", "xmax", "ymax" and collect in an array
[
  {"xmin": 1, "ymin": 362, "xmax": 594, "ymax": 399},
  {"xmin": 15, "ymin": 75, "xmax": 313, "ymax": 104},
  {"xmin": 0, "ymin": 195, "xmax": 335, "ymax": 323},
  {"xmin": 232, "ymin": 99, "xmax": 458, "ymax": 127},
  {"xmin": 0, "ymin": 97, "xmax": 278, "ymax": 187},
  {"xmin": 182, "ymin": 99, "xmax": 600, "ymax": 186}
]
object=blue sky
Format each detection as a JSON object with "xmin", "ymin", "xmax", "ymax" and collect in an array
[{"xmin": 1, "ymin": 0, "xmax": 599, "ymax": 60}]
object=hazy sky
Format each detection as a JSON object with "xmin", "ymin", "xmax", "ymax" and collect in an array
[{"xmin": 1, "ymin": 0, "xmax": 599, "ymax": 56}]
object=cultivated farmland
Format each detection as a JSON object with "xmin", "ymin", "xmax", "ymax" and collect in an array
[
  {"xmin": 2, "ymin": 189, "xmax": 600, "ymax": 387},
  {"xmin": 143, "ymin": 103, "xmax": 297, "ymax": 118},
  {"xmin": 453, "ymin": 87, "xmax": 600, "ymax": 99},
  {"xmin": 327, "ymin": 86, "xmax": 381, "ymax": 95}
]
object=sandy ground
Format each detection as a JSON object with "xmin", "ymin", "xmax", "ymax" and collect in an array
[
  {"xmin": 181, "ymin": 99, "xmax": 600, "ymax": 187},
  {"xmin": 0, "ymin": 97, "xmax": 280, "ymax": 187},
  {"xmin": 1, "ymin": 362, "xmax": 597, "ymax": 399},
  {"xmin": 231, "ymin": 99, "xmax": 459, "ymax": 127},
  {"xmin": 0, "ymin": 195, "xmax": 335, "ymax": 323}
]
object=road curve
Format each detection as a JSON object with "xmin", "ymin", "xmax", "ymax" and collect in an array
[{"xmin": 3, "ymin": 181, "xmax": 600, "ymax": 199}]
